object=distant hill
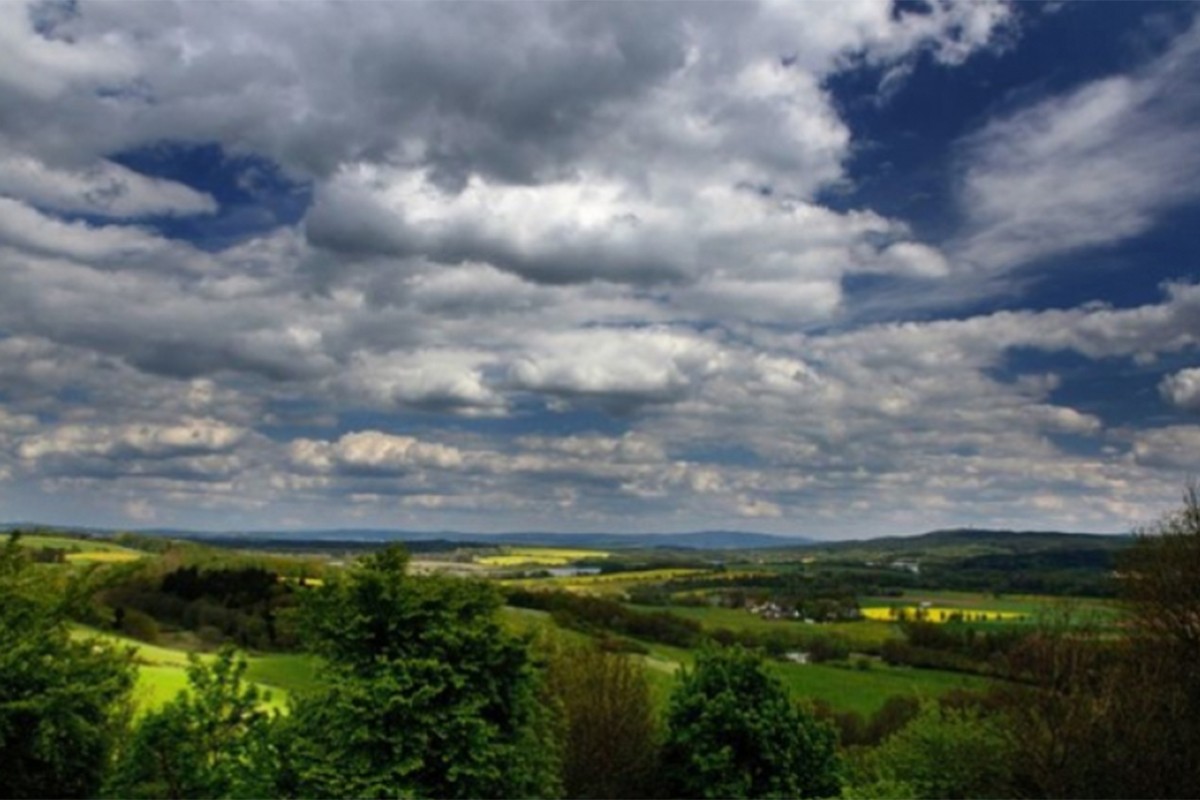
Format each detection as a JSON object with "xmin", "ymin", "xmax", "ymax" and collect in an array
[
  {"xmin": 818, "ymin": 527, "xmax": 1131, "ymax": 557},
  {"xmin": 1, "ymin": 523, "xmax": 811, "ymax": 552},
  {"xmin": 4, "ymin": 522, "xmax": 1131, "ymax": 555},
  {"xmin": 177, "ymin": 528, "xmax": 813, "ymax": 551}
]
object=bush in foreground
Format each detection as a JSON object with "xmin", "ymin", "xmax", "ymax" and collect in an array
[{"xmin": 661, "ymin": 645, "xmax": 840, "ymax": 799}]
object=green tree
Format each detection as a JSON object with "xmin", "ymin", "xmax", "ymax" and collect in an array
[
  {"xmin": 661, "ymin": 645, "xmax": 840, "ymax": 799},
  {"xmin": 994, "ymin": 488, "xmax": 1200, "ymax": 798},
  {"xmin": 1107, "ymin": 486, "xmax": 1200, "ymax": 796},
  {"xmin": 0, "ymin": 533, "xmax": 136, "ymax": 798},
  {"xmin": 847, "ymin": 702, "xmax": 1013, "ymax": 799},
  {"xmin": 103, "ymin": 647, "xmax": 279, "ymax": 799},
  {"xmin": 542, "ymin": 638, "xmax": 660, "ymax": 798},
  {"xmin": 279, "ymin": 545, "xmax": 559, "ymax": 798}
]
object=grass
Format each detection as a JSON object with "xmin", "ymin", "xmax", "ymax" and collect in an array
[
  {"xmin": 71, "ymin": 627, "xmax": 311, "ymax": 714},
  {"xmin": 859, "ymin": 589, "xmax": 1115, "ymax": 615},
  {"xmin": 768, "ymin": 661, "xmax": 992, "ymax": 717},
  {"xmin": 663, "ymin": 605, "xmax": 902, "ymax": 650},
  {"xmin": 244, "ymin": 653, "xmax": 323, "ymax": 695},
  {"xmin": 17, "ymin": 534, "xmax": 145, "ymax": 563},
  {"xmin": 501, "ymin": 603, "xmax": 996, "ymax": 717},
  {"xmin": 858, "ymin": 590, "xmax": 1121, "ymax": 627},
  {"xmin": 663, "ymin": 605, "xmax": 796, "ymax": 633},
  {"xmin": 633, "ymin": 638, "xmax": 990, "ymax": 716}
]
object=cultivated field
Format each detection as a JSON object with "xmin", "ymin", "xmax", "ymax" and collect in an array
[
  {"xmin": 71, "ymin": 627, "xmax": 312, "ymax": 715},
  {"xmin": 18, "ymin": 534, "xmax": 145, "ymax": 563},
  {"xmin": 859, "ymin": 605, "xmax": 1028, "ymax": 623},
  {"xmin": 476, "ymin": 547, "xmax": 609, "ymax": 566}
]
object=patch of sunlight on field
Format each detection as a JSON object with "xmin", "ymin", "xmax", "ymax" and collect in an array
[
  {"xmin": 503, "ymin": 567, "xmax": 710, "ymax": 593},
  {"xmin": 134, "ymin": 665, "xmax": 288, "ymax": 715},
  {"xmin": 65, "ymin": 550, "xmax": 143, "ymax": 563},
  {"xmin": 135, "ymin": 665, "xmax": 191, "ymax": 711},
  {"xmin": 860, "ymin": 605, "xmax": 1028, "ymax": 623},
  {"xmin": 18, "ymin": 534, "xmax": 145, "ymax": 562},
  {"xmin": 476, "ymin": 547, "xmax": 610, "ymax": 567},
  {"xmin": 278, "ymin": 575, "xmax": 325, "ymax": 587},
  {"xmin": 71, "ymin": 627, "xmax": 197, "ymax": 667},
  {"xmin": 73, "ymin": 627, "xmax": 304, "ymax": 714}
]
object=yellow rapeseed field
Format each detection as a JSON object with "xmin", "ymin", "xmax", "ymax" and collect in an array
[
  {"xmin": 860, "ymin": 605, "xmax": 1028, "ymax": 623},
  {"xmin": 65, "ymin": 550, "xmax": 144, "ymax": 564},
  {"xmin": 475, "ymin": 547, "xmax": 609, "ymax": 567},
  {"xmin": 502, "ymin": 567, "xmax": 711, "ymax": 593}
]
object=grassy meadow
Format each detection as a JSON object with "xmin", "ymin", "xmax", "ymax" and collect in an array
[{"xmin": 71, "ymin": 627, "xmax": 313, "ymax": 714}]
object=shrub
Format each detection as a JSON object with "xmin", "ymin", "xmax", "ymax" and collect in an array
[{"xmin": 662, "ymin": 645, "xmax": 840, "ymax": 798}]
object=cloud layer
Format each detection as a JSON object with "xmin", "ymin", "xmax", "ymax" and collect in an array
[{"xmin": 0, "ymin": 1, "xmax": 1197, "ymax": 536}]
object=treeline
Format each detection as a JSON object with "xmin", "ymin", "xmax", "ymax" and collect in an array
[
  {"xmin": 507, "ymin": 587, "xmax": 703, "ymax": 649},
  {"xmin": 508, "ymin": 587, "xmax": 855, "ymax": 661},
  {"xmin": 879, "ymin": 621, "xmax": 1029, "ymax": 676},
  {"xmin": 97, "ymin": 561, "xmax": 305, "ymax": 649}
]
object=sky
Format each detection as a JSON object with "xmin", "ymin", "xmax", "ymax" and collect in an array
[{"xmin": 1, "ymin": 0, "xmax": 1199, "ymax": 538}]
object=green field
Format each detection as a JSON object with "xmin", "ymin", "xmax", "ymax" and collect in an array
[
  {"xmin": 768, "ymin": 661, "xmax": 991, "ymax": 717},
  {"xmin": 17, "ymin": 534, "xmax": 145, "ymax": 563},
  {"xmin": 71, "ymin": 627, "xmax": 314, "ymax": 714},
  {"xmin": 633, "ymin": 639, "xmax": 990, "ymax": 716},
  {"xmin": 245, "ymin": 653, "xmax": 323, "ymax": 695},
  {"xmin": 503, "ymin": 568, "xmax": 711, "ymax": 595},
  {"xmin": 500, "ymin": 608, "xmax": 984, "ymax": 716},
  {"xmin": 664, "ymin": 605, "xmax": 901, "ymax": 650},
  {"xmin": 860, "ymin": 589, "xmax": 1115, "ymax": 615}
]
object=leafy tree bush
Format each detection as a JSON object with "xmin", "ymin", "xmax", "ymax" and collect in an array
[
  {"xmin": 116, "ymin": 606, "xmax": 161, "ymax": 642},
  {"xmin": 279, "ymin": 546, "xmax": 560, "ymax": 799},
  {"xmin": 542, "ymin": 639, "xmax": 661, "ymax": 798},
  {"xmin": 0, "ymin": 534, "xmax": 136, "ymax": 798},
  {"xmin": 816, "ymin": 694, "xmax": 923, "ymax": 748},
  {"xmin": 508, "ymin": 588, "xmax": 703, "ymax": 648},
  {"xmin": 847, "ymin": 703, "xmax": 1014, "ymax": 799},
  {"xmin": 993, "ymin": 488, "xmax": 1200, "ymax": 798},
  {"xmin": 661, "ymin": 645, "xmax": 840, "ymax": 799},
  {"xmin": 103, "ymin": 648, "xmax": 278, "ymax": 799}
]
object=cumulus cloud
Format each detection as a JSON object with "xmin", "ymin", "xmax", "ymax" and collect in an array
[
  {"xmin": 19, "ymin": 418, "xmax": 245, "ymax": 462},
  {"xmin": 507, "ymin": 328, "xmax": 726, "ymax": 412},
  {"xmin": 5, "ymin": 0, "xmax": 1198, "ymax": 536},
  {"xmin": 1160, "ymin": 368, "xmax": 1200, "ymax": 412}
]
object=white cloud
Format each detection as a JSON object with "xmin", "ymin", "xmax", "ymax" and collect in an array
[
  {"xmin": 0, "ymin": 1, "xmax": 136, "ymax": 101},
  {"xmin": 1132, "ymin": 426, "xmax": 1200, "ymax": 470},
  {"xmin": 0, "ymin": 151, "xmax": 217, "ymax": 217},
  {"xmin": 507, "ymin": 328, "xmax": 726, "ymax": 410},
  {"xmin": 19, "ymin": 418, "xmax": 245, "ymax": 462},
  {"xmin": 11, "ymin": 0, "xmax": 1200, "ymax": 536},
  {"xmin": 1160, "ymin": 368, "xmax": 1200, "ymax": 412},
  {"xmin": 955, "ymin": 18, "xmax": 1200, "ymax": 272},
  {"xmin": 334, "ymin": 349, "xmax": 504, "ymax": 415}
]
